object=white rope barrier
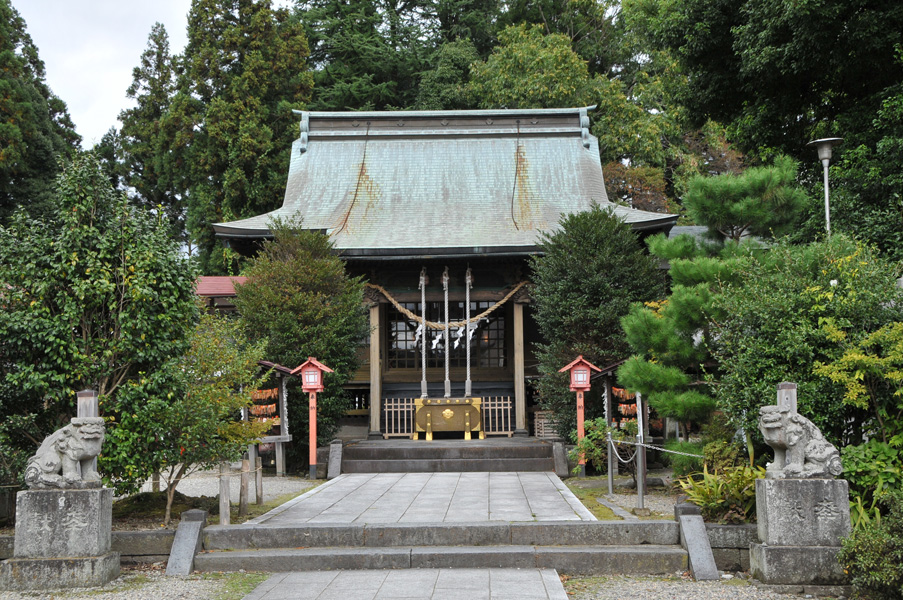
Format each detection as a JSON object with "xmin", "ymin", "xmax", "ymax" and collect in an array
[
  {"xmin": 610, "ymin": 443, "xmax": 638, "ymax": 464},
  {"xmin": 365, "ymin": 281, "xmax": 528, "ymax": 330},
  {"xmin": 611, "ymin": 438, "xmax": 705, "ymax": 458}
]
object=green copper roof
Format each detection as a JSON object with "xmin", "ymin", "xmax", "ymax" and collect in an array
[{"xmin": 213, "ymin": 107, "xmax": 677, "ymax": 256}]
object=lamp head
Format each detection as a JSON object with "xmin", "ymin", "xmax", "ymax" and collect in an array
[{"xmin": 806, "ymin": 137, "xmax": 843, "ymax": 164}]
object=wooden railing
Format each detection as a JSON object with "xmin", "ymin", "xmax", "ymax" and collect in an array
[
  {"xmin": 482, "ymin": 396, "xmax": 514, "ymax": 437},
  {"xmin": 533, "ymin": 410, "xmax": 559, "ymax": 439},
  {"xmin": 382, "ymin": 398, "xmax": 415, "ymax": 439}
]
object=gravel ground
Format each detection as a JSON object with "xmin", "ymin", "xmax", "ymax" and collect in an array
[
  {"xmin": 137, "ymin": 468, "xmax": 316, "ymax": 504},
  {"xmin": 0, "ymin": 569, "xmax": 243, "ymax": 600},
  {"xmin": 603, "ymin": 490, "xmax": 679, "ymax": 518},
  {"xmin": 0, "ymin": 572, "xmax": 816, "ymax": 600},
  {"xmin": 564, "ymin": 574, "xmax": 813, "ymax": 600}
]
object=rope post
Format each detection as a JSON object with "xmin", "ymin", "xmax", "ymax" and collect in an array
[
  {"xmin": 419, "ymin": 267, "xmax": 428, "ymax": 398},
  {"xmin": 607, "ymin": 431, "xmax": 614, "ymax": 495},
  {"xmin": 239, "ymin": 454, "xmax": 250, "ymax": 517},
  {"xmin": 219, "ymin": 462, "xmax": 231, "ymax": 526},
  {"xmin": 442, "ymin": 267, "xmax": 450, "ymax": 398},
  {"xmin": 635, "ymin": 434, "xmax": 645, "ymax": 511},
  {"xmin": 255, "ymin": 456, "xmax": 264, "ymax": 505},
  {"xmin": 464, "ymin": 268, "xmax": 473, "ymax": 398}
]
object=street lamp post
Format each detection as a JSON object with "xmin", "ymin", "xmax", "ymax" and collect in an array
[{"xmin": 806, "ymin": 137, "xmax": 843, "ymax": 236}]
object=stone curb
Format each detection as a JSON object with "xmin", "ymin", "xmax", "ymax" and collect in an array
[
  {"xmin": 202, "ymin": 520, "xmax": 682, "ymax": 550},
  {"xmin": 193, "ymin": 544, "xmax": 688, "ymax": 575}
]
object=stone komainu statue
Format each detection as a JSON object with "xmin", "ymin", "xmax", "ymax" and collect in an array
[
  {"xmin": 24, "ymin": 417, "xmax": 105, "ymax": 489},
  {"xmin": 758, "ymin": 405, "xmax": 843, "ymax": 479}
]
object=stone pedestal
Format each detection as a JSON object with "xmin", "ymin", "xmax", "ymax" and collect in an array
[
  {"xmin": 0, "ymin": 489, "xmax": 120, "ymax": 591},
  {"xmin": 750, "ymin": 478, "xmax": 850, "ymax": 586}
]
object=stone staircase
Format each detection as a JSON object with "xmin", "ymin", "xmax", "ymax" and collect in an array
[
  {"xmin": 193, "ymin": 521, "xmax": 688, "ymax": 575},
  {"xmin": 340, "ymin": 439, "xmax": 556, "ymax": 473}
]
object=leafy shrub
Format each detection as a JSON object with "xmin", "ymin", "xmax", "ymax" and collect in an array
[
  {"xmin": 570, "ymin": 417, "xmax": 637, "ymax": 480},
  {"xmin": 839, "ymin": 488, "xmax": 903, "ymax": 600},
  {"xmin": 663, "ymin": 439, "xmax": 705, "ymax": 477},
  {"xmin": 842, "ymin": 441, "xmax": 903, "ymax": 507},
  {"xmin": 678, "ymin": 465, "xmax": 765, "ymax": 523},
  {"xmin": 703, "ymin": 441, "xmax": 743, "ymax": 472}
]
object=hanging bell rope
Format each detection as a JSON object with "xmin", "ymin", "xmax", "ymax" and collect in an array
[{"xmin": 365, "ymin": 281, "xmax": 528, "ymax": 330}]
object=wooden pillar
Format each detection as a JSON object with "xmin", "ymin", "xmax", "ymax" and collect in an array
[
  {"xmin": 368, "ymin": 303, "xmax": 382, "ymax": 438},
  {"xmin": 513, "ymin": 302, "xmax": 528, "ymax": 435},
  {"xmin": 275, "ymin": 441, "xmax": 286, "ymax": 477}
]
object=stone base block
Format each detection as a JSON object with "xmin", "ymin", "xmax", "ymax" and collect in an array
[
  {"xmin": 750, "ymin": 543, "xmax": 846, "ymax": 585},
  {"xmin": 756, "ymin": 479, "xmax": 850, "ymax": 546},
  {"xmin": 754, "ymin": 583, "xmax": 853, "ymax": 597},
  {"xmin": 0, "ymin": 551, "xmax": 120, "ymax": 591},
  {"xmin": 14, "ymin": 488, "xmax": 113, "ymax": 558}
]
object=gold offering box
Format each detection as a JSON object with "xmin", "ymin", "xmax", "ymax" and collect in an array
[{"xmin": 414, "ymin": 397, "xmax": 484, "ymax": 440}]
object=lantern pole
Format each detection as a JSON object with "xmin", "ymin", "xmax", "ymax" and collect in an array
[
  {"xmin": 576, "ymin": 390, "xmax": 586, "ymax": 478},
  {"xmin": 806, "ymin": 137, "xmax": 843, "ymax": 236},
  {"xmin": 309, "ymin": 391, "xmax": 317, "ymax": 479}
]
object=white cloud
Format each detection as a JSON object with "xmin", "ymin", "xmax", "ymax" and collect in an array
[{"xmin": 14, "ymin": 0, "xmax": 193, "ymax": 148}]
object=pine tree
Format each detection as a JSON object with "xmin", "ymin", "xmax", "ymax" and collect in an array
[
  {"xmin": 0, "ymin": 0, "xmax": 80, "ymax": 221},
  {"xmin": 617, "ymin": 235, "xmax": 746, "ymax": 440},
  {"xmin": 682, "ymin": 155, "xmax": 808, "ymax": 243},
  {"xmin": 118, "ymin": 23, "xmax": 184, "ymax": 243},
  {"xmin": 166, "ymin": 0, "xmax": 314, "ymax": 272}
]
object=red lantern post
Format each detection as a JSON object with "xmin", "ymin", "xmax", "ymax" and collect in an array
[
  {"xmin": 291, "ymin": 357, "xmax": 334, "ymax": 479},
  {"xmin": 559, "ymin": 356, "xmax": 601, "ymax": 477}
]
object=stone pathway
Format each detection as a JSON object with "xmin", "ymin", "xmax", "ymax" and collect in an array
[
  {"xmin": 242, "ymin": 568, "xmax": 569, "ymax": 600},
  {"xmin": 247, "ymin": 472, "xmax": 595, "ymax": 525}
]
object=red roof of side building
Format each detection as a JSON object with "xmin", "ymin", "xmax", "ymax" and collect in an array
[{"xmin": 195, "ymin": 276, "xmax": 248, "ymax": 297}]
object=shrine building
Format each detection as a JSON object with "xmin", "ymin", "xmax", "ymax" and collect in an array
[{"xmin": 212, "ymin": 107, "xmax": 677, "ymax": 440}]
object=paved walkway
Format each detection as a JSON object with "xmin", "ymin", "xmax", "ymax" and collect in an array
[
  {"xmin": 242, "ymin": 568, "xmax": 569, "ymax": 600},
  {"xmin": 247, "ymin": 472, "xmax": 596, "ymax": 525},
  {"xmin": 240, "ymin": 472, "xmax": 590, "ymax": 599}
]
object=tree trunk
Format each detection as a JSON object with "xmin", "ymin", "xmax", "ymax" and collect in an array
[{"xmin": 163, "ymin": 464, "xmax": 188, "ymax": 526}]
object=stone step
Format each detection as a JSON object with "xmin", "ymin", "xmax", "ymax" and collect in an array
[
  {"xmin": 203, "ymin": 521, "xmax": 680, "ymax": 550},
  {"xmin": 343, "ymin": 442, "xmax": 554, "ymax": 462},
  {"xmin": 341, "ymin": 439, "xmax": 557, "ymax": 473},
  {"xmin": 342, "ymin": 457, "xmax": 555, "ymax": 473},
  {"xmin": 193, "ymin": 544, "xmax": 688, "ymax": 576}
]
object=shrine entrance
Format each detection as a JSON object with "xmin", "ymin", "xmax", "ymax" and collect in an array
[{"xmin": 364, "ymin": 265, "xmax": 530, "ymax": 440}]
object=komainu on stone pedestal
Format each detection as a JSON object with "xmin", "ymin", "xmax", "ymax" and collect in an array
[
  {"xmin": 758, "ymin": 387, "xmax": 842, "ymax": 480},
  {"xmin": 750, "ymin": 382, "xmax": 851, "ymax": 589},
  {"xmin": 24, "ymin": 417, "xmax": 105, "ymax": 489},
  {"xmin": 1, "ymin": 404, "xmax": 119, "ymax": 592}
]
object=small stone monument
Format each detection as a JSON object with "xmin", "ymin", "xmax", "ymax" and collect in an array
[
  {"xmin": 0, "ymin": 390, "xmax": 120, "ymax": 591},
  {"xmin": 750, "ymin": 382, "xmax": 850, "ymax": 587}
]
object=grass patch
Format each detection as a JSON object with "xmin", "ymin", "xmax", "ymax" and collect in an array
[
  {"xmin": 202, "ymin": 572, "xmax": 270, "ymax": 600},
  {"xmin": 232, "ymin": 490, "xmax": 313, "ymax": 524},
  {"xmin": 111, "ymin": 479, "xmax": 320, "ymax": 528},
  {"xmin": 562, "ymin": 575, "xmax": 609, "ymax": 599},
  {"xmin": 564, "ymin": 484, "xmax": 618, "ymax": 520}
]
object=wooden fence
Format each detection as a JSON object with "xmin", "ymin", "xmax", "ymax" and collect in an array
[
  {"xmin": 481, "ymin": 396, "xmax": 514, "ymax": 437},
  {"xmin": 382, "ymin": 398, "xmax": 416, "ymax": 438}
]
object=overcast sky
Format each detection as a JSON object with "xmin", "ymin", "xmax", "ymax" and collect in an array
[{"xmin": 15, "ymin": 0, "xmax": 193, "ymax": 148}]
